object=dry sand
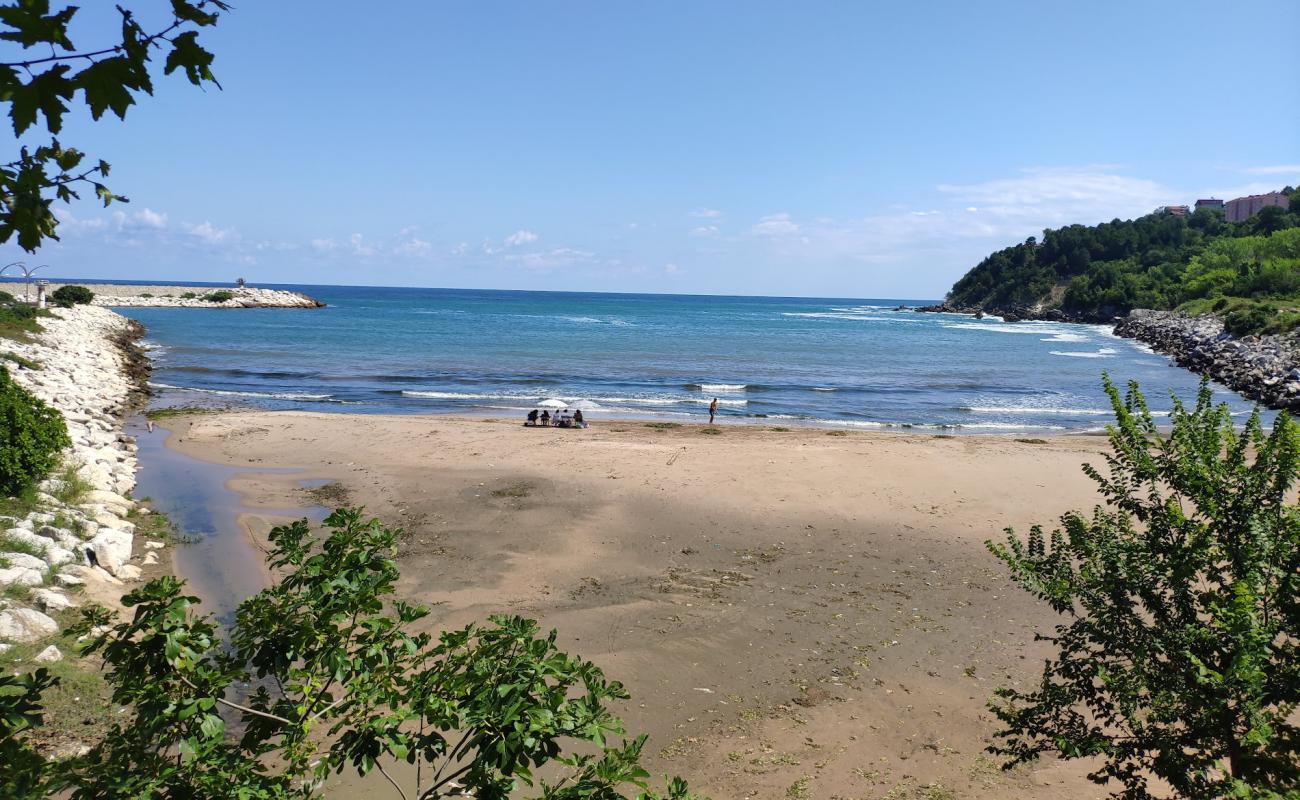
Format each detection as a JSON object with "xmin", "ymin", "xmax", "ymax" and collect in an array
[{"xmin": 166, "ymin": 412, "xmax": 1120, "ymax": 799}]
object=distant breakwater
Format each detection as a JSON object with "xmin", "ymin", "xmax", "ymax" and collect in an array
[
  {"xmin": 916, "ymin": 303, "xmax": 1300, "ymax": 412},
  {"xmin": 44, "ymin": 283, "xmax": 324, "ymax": 309}
]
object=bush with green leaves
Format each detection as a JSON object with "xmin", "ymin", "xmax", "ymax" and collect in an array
[
  {"xmin": 4, "ymin": 508, "xmax": 700, "ymax": 800},
  {"xmin": 987, "ymin": 376, "xmax": 1299, "ymax": 799},
  {"xmin": 50, "ymin": 284, "xmax": 93, "ymax": 307},
  {"xmin": 0, "ymin": 365, "xmax": 70, "ymax": 495},
  {"xmin": 201, "ymin": 289, "xmax": 234, "ymax": 303}
]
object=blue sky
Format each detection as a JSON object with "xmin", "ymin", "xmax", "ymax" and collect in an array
[{"xmin": 8, "ymin": 0, "xmax": 1299, "ymax": 298}]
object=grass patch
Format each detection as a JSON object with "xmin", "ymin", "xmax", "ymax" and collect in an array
[
  {"xmin": 1, "ymin": 351, "xmax": 40, "ymax": 370},
  {"xmin": 785, "ymin": 777, "xmax": 811, "ymax": 799},
  {"xmin": 0, "ymin": 529, "xmax": 46, "ymax": 558},
  {"xmin": 490, "ymin": 482, "xmax": 532, "ymax": 499},
  {"xmin": 180, "ymin": 292, "xmax": 197, "ymax": 300},
  {"xmin": 882, "ymin": 782, "xmax": 956, "ymax": 800},
  {"xmin": 0, "ymin": 609, "xmax": 116, "ymax": 755},
  {"xmin": 0, "ymin": 484, "xmax": 42, "ymax": 519},
  {"xmin": 144, "ymin": 405, "xmax": 223, "ymax": 421},
  {"xmin": 825, "ymin": 430, "xmax": 847, "ymax": 437},
  {"xmin": 644, "ymin": 422, "xmax": 681, "ymax": 429},
  {"xmin": 0, "ymin": 302, "xmax": 51, "ymax": 342},
  {"xmin": 769, "ymin": 426, "xmax": 792, "ymax": 432},
  {"xmin": 50, "ymin": 462, "xmax": 92, "ymax": 505},
  {"xmin": 699, "ymin": 427, "xmax": 722, "ymax": 435},
  {"xmin": 3, "ymin": 582, "xmax": 32, "ymax": 602},
  {"xmin": 1014, "ymin": 438, "xmax": 1048, "ymax": 445}
]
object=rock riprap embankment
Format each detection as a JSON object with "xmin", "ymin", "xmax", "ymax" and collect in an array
[
  {"xmin": 1115, "ymin": 310, "xmax": 1300, "ymax": 411},
  {"xmin": 43, "ymin": 283, "xmax": 323, "ymax": 308},
  {"xmin": 1, "ymin": 305, "xmax": 158, "ymax": 648}
]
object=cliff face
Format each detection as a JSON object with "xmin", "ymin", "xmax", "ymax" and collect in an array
[{"xmin": 1114, "ymin": 311, "xmax": 1300, "ymax": 411}]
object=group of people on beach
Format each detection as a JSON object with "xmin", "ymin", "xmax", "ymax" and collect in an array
[{"xmin": 526, "ymin": 408, "xmax": 586, "ymax": 428}]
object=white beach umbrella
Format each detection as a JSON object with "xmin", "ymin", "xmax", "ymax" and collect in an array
[{"xmin": 537, "ymin": 398, "xmax": 569, "ymax": 409}]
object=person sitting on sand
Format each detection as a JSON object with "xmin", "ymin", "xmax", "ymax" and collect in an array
[
  {"xmin": 540, "ymin": 409, "xmax": 551, "ymax": 426},
  {"xmin": 557, "ymin": 410, "xmax": 571, "ymax": 428},
  {"xmin": 526, "ymin": 409, "xmax": 539, "ymax": 426},
  {"xmin": 573, "ymin": 409, "xmax": 585, "ymax": 428}
]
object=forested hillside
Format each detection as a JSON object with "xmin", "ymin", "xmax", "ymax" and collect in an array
[{"xmin": 944, "ymin": 188, "xmax": 1300, "ymax": 334}]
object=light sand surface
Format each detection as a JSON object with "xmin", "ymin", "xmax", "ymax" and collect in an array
[{"xmin": 167, "ymin": 412, "xmax": 1120, "ymax": 799}]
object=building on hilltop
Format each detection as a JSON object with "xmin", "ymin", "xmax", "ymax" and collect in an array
[
  {"xmin": 1155, "ymin": 205, "xmax": 1190, "ymax": 217},
  {"xmin": 1225, "ymin": 192, "xmax": 1290, "ymax": 222},
  {"xmin": 1194, "ymin": 198, "xmax": 1224, "ymax": 213}
]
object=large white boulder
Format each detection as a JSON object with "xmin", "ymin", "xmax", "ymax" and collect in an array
[
  {"xmin": 32, "ymin": 588, "xmax": 77, "ymax": 613},
  {"xmin": 88, "ymin": 529, "xmax": 133, "ymax": 574},
  {"xmin": 4, "ymin": 528, "xmax": 51, "ymax": 554},
  {"xmin": 0, "ymin": 566, "xmax": 44, "ymax": 588},
  {"xmin": 33, "ymin": 644, "xmax": 62, "ymax": 663},
  {"xmin": 0, "ymin": 607, "xmax": 60, "ymax": 642},
  {"xmin": 2, "ymin": 552, "xmax": 47, "ymax": 571}
]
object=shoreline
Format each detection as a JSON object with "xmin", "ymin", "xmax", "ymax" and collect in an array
[
  {"xmin": 163, "ymin": 407, "xmax": 1115, "ymax": 798},
  {"xmin": 917, "ymin": 304, "xmax": 1300, "ymax": 411},
  {"xmin": 43, "ymin": 283, "xmax": 324, "ymax": 309}
]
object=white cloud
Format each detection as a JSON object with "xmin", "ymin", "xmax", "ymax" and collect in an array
[
  {"xmin": 690, "ymin": 208, "xmax": 723, "ymax": 218},
  {"xmin": 349, "ymin": 233, "xmax": 376, "ymax": 257},
  {"xmin": 504, "ymin": 247, "xmax": 594, "ymax": 270},
  {"xmin": 504, "ymin": 229, "xmax": 538, "ymax": 247},
  {"xmin": 690, "ymin": 225, "xmax": 719, "ymax": 238},
  {"xmin": 664, "ymin": 262, "xmax": 681, "ymax": 275},
  {"xmin": 1239, "ymin": 165, "xmax": 1300, "ymax": 176},
  {"xmin": 750, "ymin": 212, "xmax": 800, "ymax": 237},
  {"xmin": 393, "ymin": 237, "xmax": 432, "ymax": 257},
  {"xmin": 310, "ymin": 238, "xmax": 337, "ymax": 252},
  {"xmin": 133, "ymin": 208, "xmax": 168, "ymax": 229},
  {"xmin": 183, "ymin": 221, "xmax": 229, "ymax": 245}
]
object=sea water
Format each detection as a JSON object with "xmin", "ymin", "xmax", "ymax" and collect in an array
[{"xmin": 120, "ymin": 285, "xmax": 1268, "ymax": 434}]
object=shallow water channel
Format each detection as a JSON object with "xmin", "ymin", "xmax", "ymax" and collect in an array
[{"xmin": 129, "ymin": 416, "xmax": 327, "ymax": 622}]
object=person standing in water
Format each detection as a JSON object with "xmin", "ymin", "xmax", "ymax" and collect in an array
[{"xmin": 709, "ymin": 397, "xmax": 718, "ymax": 424}]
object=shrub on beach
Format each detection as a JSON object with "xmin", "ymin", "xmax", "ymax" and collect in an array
[
  {"xmin": 49, "ymin": 285, "xmax": 93, "ymax": 308},
  {"xmin": 0, "ymin": 365, "xmax": 71, "ymax": 496},
  {"xmin": 201, "ymin": 290, "xmax": 234, "ymax": 303},
  {"xmin": 988, "ymin": 375, "xmax": 1299, "ymax": 798},
  {"xmin": 1, "ymin": 508, "xmax": 700, "ymax": 799}
]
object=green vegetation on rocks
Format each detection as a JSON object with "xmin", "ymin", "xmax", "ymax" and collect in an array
[
  {"xmin": 49, "ymin": 286, "xmax": 93, "ymax": 308},
  {"xmin": 201, "ymin": 290, "xmax": 234, "ymax": 303},
  {"xmin": 0, "ymin": 366, "xmax": 70, "ymax": 496}
]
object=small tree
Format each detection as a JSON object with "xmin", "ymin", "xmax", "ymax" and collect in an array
[
  {"xmin": 8, "ymin": 508, "xmax": 700, "ymax": 799},
  {"xmin": 987, "ymin": 376, "xmax": 1299, "ymax": 798},
  {"xmin": 49, "ymin": 284, "xmax": 92, "ymax": 307},
  {"xmin": 0, "ymin": 364, "xmax": 70, "ymax": 494}
]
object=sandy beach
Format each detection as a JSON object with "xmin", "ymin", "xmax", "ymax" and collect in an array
[{"xmin": 165, "ymin": 412, "xmax": 1118, "ymax": 799}]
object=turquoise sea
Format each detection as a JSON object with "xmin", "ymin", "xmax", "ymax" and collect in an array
[{"xmin": 116, "ymin": 285, "xmax": 1266, "ymax": 434}]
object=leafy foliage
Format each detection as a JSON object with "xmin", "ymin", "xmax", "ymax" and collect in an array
[
  {"xmin": 0, "ymin": 363, "xmax": 70, "ymax": 495},
  {"xmin": 201, "ymin": 289, "xmax": 233, "ymax": 303},
  {"xmin": 0, "ymin": 1, "xmax": 229, "ymax": 252},
  {"xmin": 947, "ymin": 197, "xmax": 1300, "ymax": 327},
  {"xmin": 3, "ymin": 508, "xmax": 700, "ymax": 799},
  {"xmin": 987, "ymin": 376, "xmax": 1300, "ymax": 799},
  {"xmin": 0, "ymin": 668, "xmax": 57, "ymax": 799},
  {"xmin": 49, "ymin": 283, "xmax": 91, "ymax": 307}
]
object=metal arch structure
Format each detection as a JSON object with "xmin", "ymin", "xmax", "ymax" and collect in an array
[{"xmin": 0, "ymin": 262, "xmax": 49, "ymax": 302}]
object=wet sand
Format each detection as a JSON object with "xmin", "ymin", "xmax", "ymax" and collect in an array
[{"xmin": 165, "ymin": 412, "xmax": 1117, "ymax": 799}]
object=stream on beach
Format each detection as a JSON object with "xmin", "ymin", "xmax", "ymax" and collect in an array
[{"xmin": 130, "ymin": 417, "xmax": 326, "ymax": 622}]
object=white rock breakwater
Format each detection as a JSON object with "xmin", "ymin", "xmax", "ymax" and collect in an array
[
  {"xmin": 1115, "ymin": 310, "xmax": 1300, "ymax": 411},
  {"xmin": 0, "ymin": 305, "xmax": 156, "ymax": 651},
  {"xmin": 44, "ymin": 283, "xmax": 323, "ymax": 308}
]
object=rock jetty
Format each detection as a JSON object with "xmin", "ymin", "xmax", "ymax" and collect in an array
[
  {"xmin": 1, "ymin": 305, "xmax": 158, "ymax": 648},
  {"xmin": 43, "ymin": 283, "xmax": 323, "ymax": 308},
  {"xmin": 1115, "ymin": 310, "xmax": 1300, "ymax": 411}
]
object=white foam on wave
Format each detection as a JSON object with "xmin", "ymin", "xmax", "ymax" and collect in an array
[
  {"xmin": 1040, "ymin": 332, "xmax": 1089, "ymax": 343},
  {"xmin": 149, "ymin": 382, "xmax": 334, "ymax": 402},
  {"xmin": 783, "ymin": 312, "xmax": 919, "ymax": 322},
  {"xmin": 1049, "ymin": 348, "xmax": 1116, "ymax": 358},
  {"xmin": 943, "ymin": 322, "xmax": 1066, "ymax": 335},
  {"xmin": 811, "ymin": 387, "xmax": 837, "ymax": 392},
  {"xmin": 965, "ymin": 406, "xmax": 1110, "ymax": 415},
  {"xmin": 689, "ymin": 383, "xmax": 749, "ymax": 393},
  {"xmin": 402, "ymin": 390, "xmax": 746, "ymax": 408}
]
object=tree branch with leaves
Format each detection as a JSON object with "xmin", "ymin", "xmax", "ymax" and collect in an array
[{"xmin": 0, "ymin": 0, "xmax": 228, "ymax": 252}]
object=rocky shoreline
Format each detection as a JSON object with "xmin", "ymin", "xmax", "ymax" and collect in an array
[
  {"xmin": 917, "ymin": 303, "xmax": 1300, "ymax": 411},
  {"xmin": 1115, "ymin": 310, "xmax": 1300, "ymax": 411},
  {"xmin": 0, "ymin": 306, "xmax": 162, "ymax": 656},
  {"xmin": 43, "ymin": 283, "xmax": 323, "ymax": 308}
]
